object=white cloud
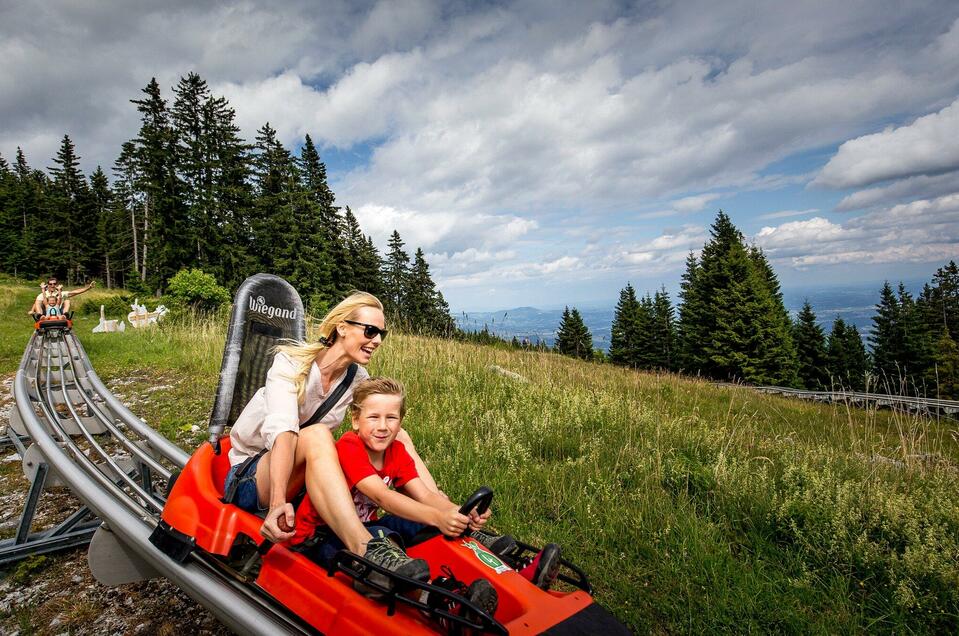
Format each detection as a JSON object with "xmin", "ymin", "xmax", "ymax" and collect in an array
[
  {"xmin": 814, "ymin": 98, "xmax": 959, "ymax": 189},
  {"xmin": 612, "ymin": 225, "xmax": 707, "ymax": 272},
  {"xmin": 671, "ymin": 193, "xmax": 722, "ymax": 213},
  {"xmin": 757, "ymin": 208, "xmax": 819, "ymax": 220},
  {"xmin": 835, "ymin": 173, "xmax": 959, "ymax": 211},
  {"xmin": 352, "ymin": 203, "xmax": 537, "ymax": 254},
  {"xmin": 754, "ymin": 194, "xmax": 959, "ymax": 267}
]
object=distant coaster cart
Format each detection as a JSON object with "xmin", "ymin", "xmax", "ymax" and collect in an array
[
  {"xmin": 32, "ymin": 312, "xmax": 73, "ymax": 332},
  {"xmin": 152, "ymin": 274, "xmax": 632, "ymax": 635}
]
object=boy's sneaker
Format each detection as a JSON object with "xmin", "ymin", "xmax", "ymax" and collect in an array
[
  {"xmin": 468, "ymin": 529, "xmax": 517, "ymax": 557},
  {"xmin": 362, "ymin": 533, "xmax": 430, "ymax": 596},
  {"xmin": 427, "ymin": 566, "xmax": 499, "ymax": 630},
  {"xmin": 519, "ymin": 543, "xmax": 561, "ymax": 590}
]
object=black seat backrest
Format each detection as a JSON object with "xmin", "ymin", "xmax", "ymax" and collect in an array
[{"xmin": 208, "ymin": 274, "xmax": 305, "ymax": 448}]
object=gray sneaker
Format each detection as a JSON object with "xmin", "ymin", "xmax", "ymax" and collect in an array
[
  {"xmin": 362, "ymin": 533, "xmax": 430, "ymax": 596},
  {"xmin": 469, "ymin": 529, "xmax": 516, "ymax": 556}
]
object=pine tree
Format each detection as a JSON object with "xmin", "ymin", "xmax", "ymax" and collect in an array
[
  {"xmin": 793, "ymin": 300, "xmax": 828, "ymax": 389},
  {"xmin": 406, "ymin": 248, "xmax": 453, "ymax": 335},
  {"xmin": 171, "ymin": 72, "xmax": 210, "ymax": 266},
  {"xmin": 609, "ymin": 283, "xmax": 640, "ymax": 367},
  {"xmin": 300, "ymin": 134, "xmax": 350, "ymax": 297},
  {"xmin": 677, "ymin": 251, "xmax": 704, "ymax": 371},
  {"xmin": 677, "ymin": 212, "xmax": 797, "ymax": 384},
  {"xmin": 203, "ymin": 94, "xmax": 255, "ymax": 288},
  {"xmin": 89, "ymin": 167, "xmax": 116, "ymax": 286},
  {"xmin": 635, "ymin": 294, "xmax": 656, "ymax": 369},
  {"xmin": 926, "ymin": 328, "xmax": 959, "ymax": 399},
  {"xmin": 0, "ymin": 152, "xmax": 24, "ymax": 276},
  {"xmin": 130, "ymin": 78, "xmax": 182, "ymax": 290},
  {"xmin": 870, "ymin": 282, "xmax": 900, "ymax": 386},
  {"xmin": 111, "ymin": 141, "xmax": 143, "ymax": 286},
  {"xmin": 382, "ymin": 230, "xmax": 410, "ymax": 322},
  {"xmin": 48, "ymin": 135, "xmax": 95, "ymax": 284},
  {"xmin": 651, "ymin": 287, "xmax": 676, "ymax": 370},
  {"xmin": 250, "ymin": 123, "xmax": 310, "ymax": 292},
  {"xmin": 918, "ymin": 261, "xmax": 959, "ymax": 339},
  {"xmin": 556, "ymin": 307, "xmax": 593, "ymax": 360},
  {"xmin": 870, "ymin": 281, "xmax": 934, "ymax": 393},
  {"xmin": 843, "ymin": 325, "xmax": 869, "ymax": 391},
  {"xmin": 343, "ymin": 207, "xmax": 383, "ymax": 295}
]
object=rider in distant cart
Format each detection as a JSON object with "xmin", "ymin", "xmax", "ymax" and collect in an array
[{"xmin": 28, "ymin": 276, "xmax": 94, "ymax": 317}]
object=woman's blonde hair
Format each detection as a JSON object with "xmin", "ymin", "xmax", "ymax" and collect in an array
[
  {"xmin": 274, "ymin": 291, "xmax": 384, "ymax": 403},
  {"xmin": 349, "ymin": 377, "xmax": 406, "ymax": 420}
]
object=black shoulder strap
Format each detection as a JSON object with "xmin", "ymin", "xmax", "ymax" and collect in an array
[{"xmin": 300, "ymin": 363, "xmax": 358, "ymax": 430}]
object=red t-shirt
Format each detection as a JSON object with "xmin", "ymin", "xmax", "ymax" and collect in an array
[{"xmin": 290, "ymin": 432, "xmax": 419, "ymax": 545}]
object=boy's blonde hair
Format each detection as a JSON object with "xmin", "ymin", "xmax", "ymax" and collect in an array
[
  {"xmin": 349, "ymin": 377, "xmax": 406, "ymax": 419},
  {"xmin": 274, "ymin": 291, "xmax": 384, "ymax": 403}
]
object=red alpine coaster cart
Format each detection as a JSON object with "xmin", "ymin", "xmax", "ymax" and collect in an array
[{"xmin": 151, "ymin": 274, "xmax": 632, "ymax": 635}]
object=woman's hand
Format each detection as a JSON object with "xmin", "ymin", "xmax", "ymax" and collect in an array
[
  {"xmin": 468, "ymin": 508, "xmax": 491, "ymax": 531},
  {"xmin": 260, "ymin": 502, "xmax": 296, "ymax": 542},
  {"xmin": 433, "ymin": 506, "xmax": 470, "ymax": 537}
]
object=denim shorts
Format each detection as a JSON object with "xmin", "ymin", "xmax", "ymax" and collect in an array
[{"xmin": 223, "ymin": 454, "xmax": 267, "ymax": 513}]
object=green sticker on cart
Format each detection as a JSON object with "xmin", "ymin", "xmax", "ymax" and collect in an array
[{"xmin": 462, "ymin": 540, "xmax": 512, "ymax": 574}]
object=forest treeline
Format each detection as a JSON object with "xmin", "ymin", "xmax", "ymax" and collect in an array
[
  {"xmin": 0, "ymin": 73, "xmax": 452, "ymax": 334},
  {"xmin": 553, "ymin": 212, "xmax": 959, "ymax": 398}
]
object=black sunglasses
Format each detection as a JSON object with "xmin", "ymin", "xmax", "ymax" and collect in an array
[{"xmin": 344, "ymin": 320, "xmax": 388, "ymax": 340}]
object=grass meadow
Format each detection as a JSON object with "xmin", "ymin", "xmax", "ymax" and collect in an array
[{"xmin": 2, "ymin": 278, "xmax": 958, "ymax": 633}]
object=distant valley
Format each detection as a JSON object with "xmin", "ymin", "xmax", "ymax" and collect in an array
[{"xmin": 454, "ymin": 280, "xmax": 926, "ymax": 351}]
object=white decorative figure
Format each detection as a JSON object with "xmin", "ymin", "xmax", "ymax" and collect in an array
[
  {"xmin": 127, "ymin": 298, "xmax": 168, "ymax": 328},
  {"xmin": 92, "ymin": 305, "xmax": 125, "ymax": 333}
]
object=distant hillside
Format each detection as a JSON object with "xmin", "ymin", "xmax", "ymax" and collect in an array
[{"xmin": 455, "ymin": 280, "xmax": 927, "ymax": 351}]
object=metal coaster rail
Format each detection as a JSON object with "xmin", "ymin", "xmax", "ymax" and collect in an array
[
  {"xmin": 737, "ymin": 383, "xmax": 959, "ymax": 418},
  {"xmin": 9, "ymin": 329, "xmax": 313, "ymax": 635}
]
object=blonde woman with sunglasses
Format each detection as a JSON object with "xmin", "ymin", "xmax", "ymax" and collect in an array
[{"xmin": 226, "ymin": 291, "xmax": 440, "ymax": 579}]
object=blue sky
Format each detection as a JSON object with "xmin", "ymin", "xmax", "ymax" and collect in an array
[{"xmin": 2, "ymin": 1, "xmax": 958, "ymax": 312}]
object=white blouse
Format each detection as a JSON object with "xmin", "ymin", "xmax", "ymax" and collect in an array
[{"xmin": 228, "ymin": 352, "xmax": 369, "ymax": 466}]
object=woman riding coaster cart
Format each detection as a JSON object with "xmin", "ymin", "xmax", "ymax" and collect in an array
[
  {"xmin": 28, "ymin": 276, "xmax": 95, "ymax": 318},
  {"xmin": 223, "ymin": 291, "xmax": 493, "ymax": 578}
]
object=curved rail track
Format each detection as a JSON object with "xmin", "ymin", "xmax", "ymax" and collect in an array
[
  {"xmin": 751, "ymin": 384, "xmax": 959, "ymax": 418},
  {"xmin": 7, "ymin": 327, "xmax": 313, "ymax": 635}
]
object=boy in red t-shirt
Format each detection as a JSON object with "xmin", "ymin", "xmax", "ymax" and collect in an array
[{"xmin": 291, "ymin": 377, "xmax": 560, "ymax": 617}]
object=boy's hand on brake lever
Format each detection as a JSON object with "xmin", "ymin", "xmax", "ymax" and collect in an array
[
  {"xmin": 468, "ymin": 508, "xmax": 491, "ymax": 531},
  {"xmin": 435, "ymin": 507, "xmax": 470, "ymax": 537}
]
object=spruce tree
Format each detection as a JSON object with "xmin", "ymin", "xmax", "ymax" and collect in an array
[
  {"xmin": 870, "ymin": 282, "xmax": 900, "ymax": 386},
  {"xmin": 843, "ymin": 325, "xmax": 869, "ymax": 391},
  {"xmin": 382, "ymin": 230, "xmax": 411, "ymax": 322},
  {"xmin": 926, "ymin": 328, "xmax": 959, "ymax": 399},
  {"xmin": 171, "ymin": 72, "xmax": 211, "ymax": 267},
  {"xmin": 635, "ymin": 294, "xmax": 656, "ymax": 369},
  {"xmin": 556, "ymin": 307, "xmax": 593, "ymax": 360},
  {"xmin": 609, "ymin": 283, "xmax": 640, "ymax": 367},
  {"xmin": 342, "ymin": 207, "xmax": 383, "ymax": 295},
  {"xmin": 203, "ymin": 94, "xmax": 255, "ymax": 288},
  {"xmin": 918, "ymin": 262, "xmax": 959, "ymax": 339},
  {"xmin": 677, "ymin": 211, "xmax": 797, "ymax": 384},
  {"xmin": 89, "ymin": 167, "xmax": 116, "ymax": 286},
  {"xmin": 793, "ymin": 300, "xmax": 828, "ymax": 389},
  {"xmin": 651, "ymin": 287, "xmax": 676, "ymax": 371},
  {"xmin": 48, "ymin": 135, "xmax": 94, "ymax": 284},
  {"xmin": 0, "ymin": 152, "xmax": 25, "ymax": 276},
  {"xmin": 130, "ymin": 78, "xmax": 182, "ymax": 290},
  {"xmin": 677, "ymin": 251, "xmax": 704, "ymax": 371},
  {"xmin": 406, "ymin": 248, "xmax": 453, "ymax": 335},
  {"xmin": 300, "ymin": 134, "xmax": 350, "ymax": 297}
]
